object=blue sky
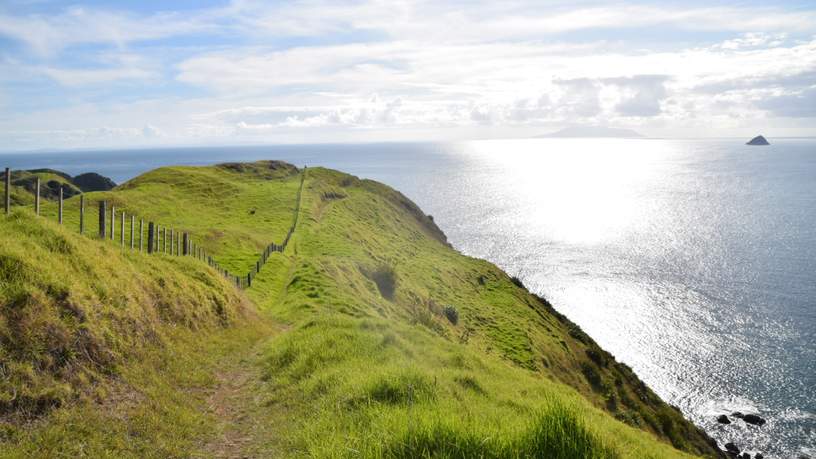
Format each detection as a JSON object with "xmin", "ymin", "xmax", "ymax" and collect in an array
[{"xmin": 0, "ymin": 0, "xmax": 814, "ymax": 151}]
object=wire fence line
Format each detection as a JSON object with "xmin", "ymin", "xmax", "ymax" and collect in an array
[{"xmin": 2, "ymin": 166, "xmax": 307, "ymax": 290}]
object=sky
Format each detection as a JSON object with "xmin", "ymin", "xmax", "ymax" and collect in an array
[{"xmin": 0, "ymin": 0, "xmax": 815, "ymax": 151}]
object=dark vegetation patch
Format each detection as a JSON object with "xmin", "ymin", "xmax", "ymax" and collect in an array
[
  {"xmin": 216, "ymin": 160, "xmax": 298, "ymax": 180},
  {"xmin": 510, "ymin": 276, "xmax": 525, "ymax": 289},
  {"xmin": 453, "ymin": 375, "xmax": 485, "ymax": 395},
  {"xmin": 72, "ymin": 172, "xmax": 116, "ymax": 192},
  {"xmin": 586, "ymin": 349, "xmax": 609, "ymax": 368},
  {"xmin": 321, "ymin": 191, "xmax": 346, "ymax": 201},
  {"xmin": 362, "ymin": 265, "xmax": 397, "ymax": 300},
  {"xmin": 11, "ymin": 176, "xmax": 81, "ymax": 200},
  {"xmin": 443, "ymin": 305, "xmax": 459, "ymax": 325},
  {"xmin": 2, "ymin": 169, "xmax": 116, "ymax": 202},
  {"xmin": 580, "ymin": 363, "xmax": 604, "ymax": 391}
]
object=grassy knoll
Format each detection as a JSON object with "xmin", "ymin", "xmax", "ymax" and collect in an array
[{"xmin": 1, "ymin": 161, "xmax": 719, "ymax": 458}]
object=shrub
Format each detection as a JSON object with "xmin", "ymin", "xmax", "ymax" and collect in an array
[
  {"xmin": 443, "ymin": 305, "xmax": 459, "ymax": 325},
  {"xmin": 581, "ymin": 362, "xmax": 603, "ymax": 390},
  {"xmin": 586, "ymin": 348, "xmax": 608, "ymax": 367}
]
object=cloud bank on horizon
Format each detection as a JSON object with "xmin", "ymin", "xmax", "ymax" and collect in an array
[{"xmin": 0, "ymin": 0, "xmax": 815, "ymax": 150}]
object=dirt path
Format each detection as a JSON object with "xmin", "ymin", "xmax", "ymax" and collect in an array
[
  {"xmin": 201, "ymin": 336, "xmax": 275, "ymax": 459},
  {"xmin": 200, "ymin": 173, "xmax": 306, "ymax": 458}
]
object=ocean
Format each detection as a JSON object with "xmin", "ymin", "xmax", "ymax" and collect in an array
[{"xmin": 2, "ymin": 138, "xmax": 814, "ymax": 457}]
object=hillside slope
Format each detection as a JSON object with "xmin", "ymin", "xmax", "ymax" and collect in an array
[
  {"xmin": 0, "ymin": 161, "xmax": 720, "ymax": 458},
  {"xmin": 0, "ymin": 210, "xmax": 271, "ymax": 457}
]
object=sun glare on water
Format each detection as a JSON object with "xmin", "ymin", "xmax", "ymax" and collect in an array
[{"xmin": 465, "ymin": 138, "xmax": 673, "ymax": 245}]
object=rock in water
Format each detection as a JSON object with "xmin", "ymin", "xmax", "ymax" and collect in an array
[
  {"xmin": 725, "ymin": 442, "xmax": 741, "ymax": 454},
  {"xmin": 746, "ymin": 135, "xmax": 770, "ymax": 145},
  {"xmin": 742, "ymin": 414, "xmax": 766, "ymax": 426},
  {"xmin": 717, "ymin": 414, "xmax": 732, "ymax": 424}
]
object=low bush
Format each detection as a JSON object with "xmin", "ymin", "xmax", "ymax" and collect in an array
[{"xmin": 443, "ymin": 305, "xmax": 459, "ymax": 325}]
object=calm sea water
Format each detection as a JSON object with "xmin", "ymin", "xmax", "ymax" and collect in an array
[{"xmin": 2, "ymin": 139, "xmax": 814, "ymax": 457}]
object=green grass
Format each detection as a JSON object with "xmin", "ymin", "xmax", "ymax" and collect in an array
[
  {"xmin": 0, "ymin": 208, "xmax": 274, "ymax": 458},
  {"xmin": 32, "ymin": 161, "xmax": 301, "ymax": 275},
  {"xmin": 0, "ymin": 161, "xmax": 719, "ymax": 458}
]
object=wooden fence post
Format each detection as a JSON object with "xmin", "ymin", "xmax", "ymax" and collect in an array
[
  {"xmin": 130, "ymin": 215, "xmax": 135, "ymax": 249},
  {"xmin": 110, "ymin": 205, "xmax": 115, "ymax": 240},
  {"xmin": 35, "ymin": 177, "xmax": 41, "ymax": 215},
  {"xmin": 58, "ymin": 187, "xmax": 64, "ymax": 224},
  {"xmin": 120, "ymin": 212, "xmax": 125, "ymax": 246},
  {"xmin": 99, "ymin": 201, "xmax": 106, "ymax": 238},
  {"xmin": 247, "ymin": 272, "xmax": 252, "ymax": 287},
  {"xmin": 139, "ymin": 219, "xmax": 144, "ymax": 251},
  {"xmin": 79, "ymin": 195, "xmax": 85, "ymax": 234},
  {"xmin": 147, "ymin": 222, "xmax": 155, "ymax": 254},
  {"xmin": 182, "ymin": 233, "xmax": 189, "ymax": 256},
  {"xmin": 3, "ymin": 167, "xmax": 9, "ymax": 215}
]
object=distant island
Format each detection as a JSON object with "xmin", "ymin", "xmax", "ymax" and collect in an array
[
  {"xmin": 538, "ymin": 126, "xmax": 645, "ymax": 138},
  {"xmin": 746, "ymin": 135, "xmax": 770, "ymax": 145}
]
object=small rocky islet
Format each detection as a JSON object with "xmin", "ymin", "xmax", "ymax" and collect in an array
[{"xmin": 746, "ymin": 135, "xmax": 770, "ymax": 145}]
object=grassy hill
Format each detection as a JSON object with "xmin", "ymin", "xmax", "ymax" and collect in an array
[
  {"xmin": 2, "ymin": 169, "xmax": 116, "ymax": 207},
  {"xmin": 0, "ymin": 161, "xmax": 720, "ymax": 458}
]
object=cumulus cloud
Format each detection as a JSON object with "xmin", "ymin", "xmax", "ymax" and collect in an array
[
  {"xmin": 552, "ymin": 78, "xmax": 602, "ymax": 118},
  {"xmin": 756, "ymin": 88, "xmax": 816, "ymax": 118},
  {"xmin": 718, "ymin": 32, "xmax": 788, "ymax": 50},
  {"xmin": 605, "ymin": 76, "xmax": 669, "ymax": 117}
]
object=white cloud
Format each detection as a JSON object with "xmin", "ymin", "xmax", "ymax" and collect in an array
[
  {"xmin": 1, "ymin": 1, "xmax": 816, "ymax": 150},
  {"xmin": 232, "ymin": 2, "xmax": 816, "ymax": 43}
]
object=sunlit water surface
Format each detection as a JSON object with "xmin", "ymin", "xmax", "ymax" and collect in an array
[{"xmin": 3, "ymin": 138, "xmax": 814, "ymax": 457}]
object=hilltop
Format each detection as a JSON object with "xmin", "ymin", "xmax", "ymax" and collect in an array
[
  {"xmin": 0, "ymin": 161, "xmax": 719, "ymax": 457},
  {"xmin": 2, "ymin": 169, "xmax": 115, "ymax": 206}
]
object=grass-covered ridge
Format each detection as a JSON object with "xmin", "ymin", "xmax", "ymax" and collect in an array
[
  {"xmin": 0, "ymin": 209, "xmax": 268, "ymax": 457},
  {"xmin": 1, "ymin": 161, "xmax": 719, "ymax": 458}
]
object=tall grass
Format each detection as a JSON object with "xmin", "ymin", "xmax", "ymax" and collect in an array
[{"xmin": 383, "ymin": 403, "xmax": 617, "ymax": 459}]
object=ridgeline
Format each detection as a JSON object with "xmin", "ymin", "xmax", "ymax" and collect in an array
[{"xmin": 0, "ymin": 161, "xmax": 720, "ymax": 458}]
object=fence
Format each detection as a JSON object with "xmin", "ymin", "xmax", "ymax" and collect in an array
[{"xmin": 2, "ymin": 166, "xmax": 307, "ymax": 290}]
